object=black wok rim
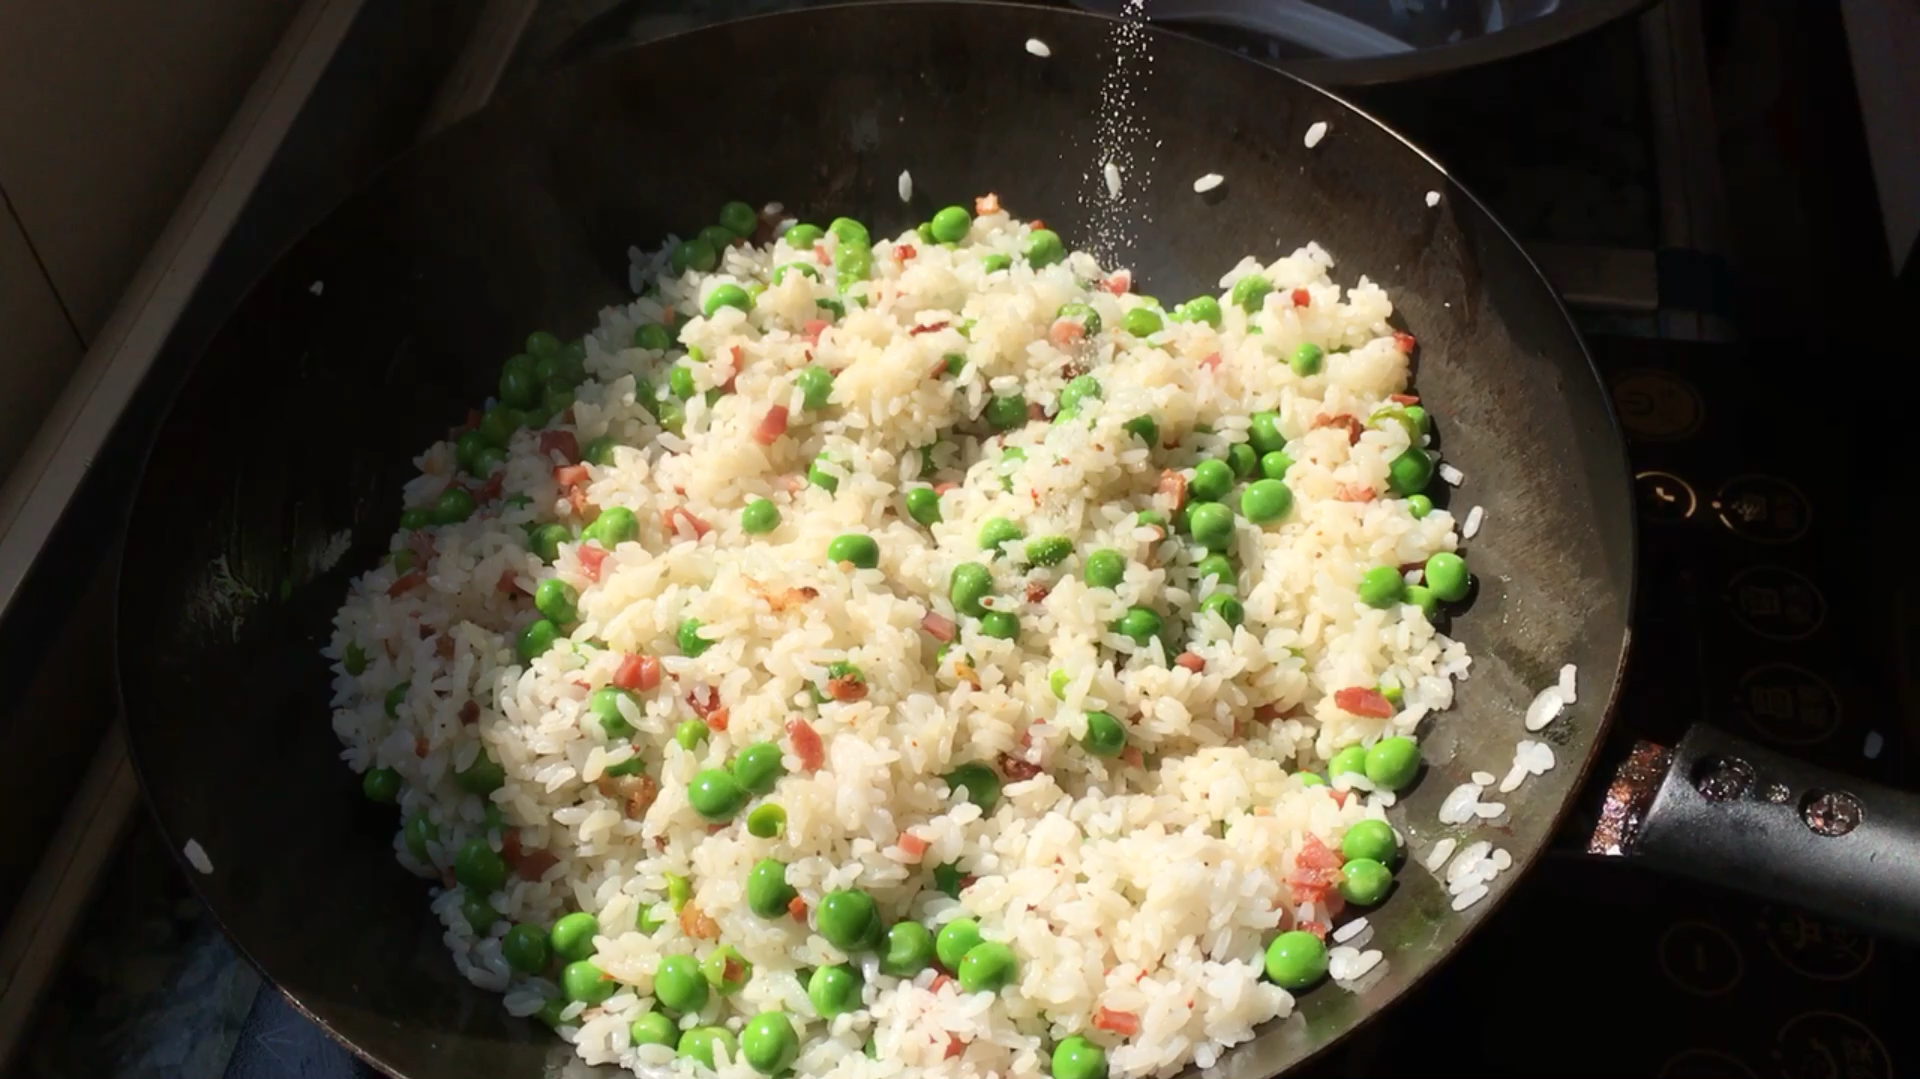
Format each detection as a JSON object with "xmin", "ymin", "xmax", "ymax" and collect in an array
[{"xmin": 115, "ymin": 3, "xmax": 1640, "ymax": 1075}]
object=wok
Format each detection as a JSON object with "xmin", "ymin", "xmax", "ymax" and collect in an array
[{"xmin": 113, "ymin": 5, "xmax": 1920, "ymax": 1078}]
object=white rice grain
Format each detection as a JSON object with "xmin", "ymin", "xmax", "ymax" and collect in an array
[
  {"xmin": 1525, "ymin": 685, "xmax": 1567, "ymax": 731},
  {"xmin": 1025, "ymin": 37, "xmax": 1051, "ymax": 57},
  {"xmin": 1438, "ymin": 782, "xmax": 1482, "ymax": 824},
  {"xmin": 1304, "ymin": 121, "xmax": 1329, "ymax": 148},
  {"xmin": 1470, "ymin": 770, "xmax": 1495, "ymax": 787},
  {"xmin": 1424, "ymin": 191, "xmax": 1441, "ymax": 207},
  {"xmin": 308, "ymin": 281, "xmax": 324, "ymax": 297},
  {"xmin": 1450, "ymin": 884, "xmax": 1489, "ymax": 911},
  {"xmin": 897, "ymin": 170, "xmax": 913, "ymax": 203},
  {"xmin": 1463, "ymin": 505, "xmax": 1484, "ymax": 538},
  {"xmin": 1332, "ymin": 917, "xmax": 1370, "ymax": 944},
  {"xmin": 1439, "ymin": 462, "xmax": 1465, "ymax": 486},
  {"xmin": 1193, "ymin": 173, "xmax": 1224, "ymax": 193},
  {"xmin": 1558, "ymin": 663, "xmax": 1578, "ymax": 703},
  {"xmin": 183, "ymin": 839, "xmax": 214, "ymax": 874},
  {"xmin": 1103, "ymin": 161, "xmax": 1122, "ymax": 199},
  {"xmin": 1424, "ymin": 837, "xmax": 1458, "ymax": 871}
]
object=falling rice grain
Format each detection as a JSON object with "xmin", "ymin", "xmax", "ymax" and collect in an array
[
  {"xmin": 1304, "ymin": 121, "xmax": 1329, "ymax": 148},
  {"xmin": 184, "ymin": 839, "xmax": 214, "ymax": 874},
  {"xmin": 897, "ymin": 170, "xmax": 913, "ymax": 203},
  {"xmin": 1424, "ymin": 191, "xmax": 1441, "ymax": 207},
  {"xmin": 1104, "ymin": 161, "xmax": 1123, "ymax": 199},
  {"xmin": 1026, "ymin": 37, "xmax": 1051, "ymax": 57},
  {"xmin": 309, "ymin": 281, "xmax": 324, "ymax": 296},
  {"xmin": 1192, "ymin": 173, "xmax": 1224, "ymax": 194}
]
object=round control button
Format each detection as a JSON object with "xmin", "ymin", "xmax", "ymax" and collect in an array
[
  {"xmin": 1725, "ymin": 566, "xmax": 1826, "ymax": 641},
  {"xmin": 1713, "ymin": 475, "xmax": 1811, "ymax": 544}
]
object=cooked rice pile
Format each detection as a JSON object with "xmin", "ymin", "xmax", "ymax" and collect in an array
[{"xmin": 327, "ymin": 198, "xmax": 1470, "ymax": 1079}]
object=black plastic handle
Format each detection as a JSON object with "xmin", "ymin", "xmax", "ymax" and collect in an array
[{"xmin": 1626, "ymin": 725, "xmax": 1920, "ymax": 943}]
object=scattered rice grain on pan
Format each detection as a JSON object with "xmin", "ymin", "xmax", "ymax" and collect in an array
[
  {"xmin": 1332, "ymin": 916, "xmax": 1370, "ymax": 944},
  {"xmin": 321, "ymin": 197, "xmax": 1484, "ymax": 1079},
  {"xmin": 1470, "ymin": 770, "xmax": 1495, "ymax": 787},
  {"xmin": 1450, "ymin": 884, "xmax": 1489, "ymax": 911},
  {"xmin": 183, "ymin": 839, "xmax": 214, "ymax": 874},
  {"xmin": 1304, "ymin": 121, "xmax": 1329, "ymax": 148},
  {"xmin": 1439, "ymin": 462, "xmax": 1464, "ymax": 485},
  {"xmin": 1526, "ymin": 684, "xmax": 1568, "ymax": 731},
  {"xmin": 1193, "ymin": 172, "xmax": 1224, "ymax": 193},
  {"xmin": 1424, "ymin": 837, "xmax": 1458, "ymax": 872},
  {"xmin": 1025, "ymin": 37, "xmax": 1051, "ymax": 57},
  {"xmin": 1463, "ymin": 504, "xmax": 1483, "ymax": 538},
  {"xmin": 1559, "ymin": 662, "xmax": 1578, "ymax": 703}
]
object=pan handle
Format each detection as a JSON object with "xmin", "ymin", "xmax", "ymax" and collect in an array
[{"xmin": 1590, "ymin": 724, "xmax": 1920, "ymax": 944}]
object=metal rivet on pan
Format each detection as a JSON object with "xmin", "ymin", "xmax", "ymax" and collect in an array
[
  {"xmin": 1691, "ymin": 756, "xmax": 1754, "ymax": 802},
  {"xmin": 1763, "ymin": 783, "xmax": 1792, "ymax": 805},
  {"xmin": 1799, "ymin": 790, "xmax": 1863, "ymax": 837}
]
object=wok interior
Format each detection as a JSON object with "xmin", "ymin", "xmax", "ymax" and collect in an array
[{"xmin": 116, "ymin": 5, "xmax": 1632, "ymax": 1077}]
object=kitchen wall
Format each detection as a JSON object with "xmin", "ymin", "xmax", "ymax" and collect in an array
[{"xmin": 0, "ymin": 0, "xmax": 300, "ymax": 478}]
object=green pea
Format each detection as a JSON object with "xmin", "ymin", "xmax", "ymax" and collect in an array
[
  {"xmin": 701, "ymin": 944, "xmax": 751, "ymax": 995},
  {"xmin": 578, "ymin": 436, "xmax": 617, "ymax": 468},
  {"xmin": 784, "ymin": 223, "xmax": 825, "ymax": 249},
  {"xmin": 1329, "ymin": 745, "xmax": 1368, "ymax": 779},
  {"xmin": 807, "ymin": 963, "xmax": 862, "ymax": 1017},
  {"xmin": 582, "ymin": 506, "xmax": 639, "ymax": 548},
  {"xmin": 1053, "ymin": 1035, "xmax": 1109, "ymax": 1079},
  {"xmin": 403, "ymin": 812, "xmax": 435, "ymax": 860},
  {"xmin": 739, "ymin": 1011, "xmax": 798, "ymax": 1074},
  {"xmin": 1290, "ymin": 342, "xmax": 1324, "ymax": 376},
  {"xmin": 1192, "ymin": 555, "xmax": 1233, "ymax": 587},
  {"xmin": 677, "ymin": 617, "xmax": 711, "ymax": 657},
  {"xmin": 1111, "ymin": 606, "xmax": 1162, "ymax": 646},
  {"xmin": 1297, "ymin": 772, "xmax": 1326, "ymax": 787},
  {"xmin": 1025, "ymin": 229, "xmax": 1066, "ymax": 267},
  {"xmin": 1200, "ymin": 591, "xmax": 1245, "ymax": 629},
  {"xmin": 1057, "ymin": 303, "xmax": 1102, "ymax": 336},
  {"xmin": 1083, "ymin": 548, "xmax": 1125, "ymax": 588},
  {"xmin": 1380, "ymin": 681, "xmax": 1404, "ymax": 706},
  {"xmin": 935, "ymin": 918, "xmax": 983, "ymax": 969},
  {"xmin": 1123, "ymin": 414, "xmax": 1159, "ymax": 446},
  {"xmin": 656, "ymin": 953, "xmax": 708, "ymax": 1013},
  {"xmin": 461, "ymin": 889, "xmax": 499, "ymax": 931},
  {"xmin": 671, "ymin": 237, "xmax": 718, "ymax": 275},
  {"xmin": 979, "ymin": 610, "xmax": 1020, "ymax": 641},
  {"xmin": 603, "ymin": 749, "xmax": 645, "ymax": 778},
  {"xmin": 1231, "ymin": 274, "xmax": 1273, "ymax": 312},
  {"xmin": 771, "ymin": 262, "xmax": 819, "ymax": 287},
  {"xmin": 674, "ymin": 719, "xmax": 709, "ymax": 750},
  {"xmin": 796, "ymin": 364, "xmax": 835, "ymax": 411},
  {"xmin": 1081, "ymin": 711, "xmax": 1126, "ymax": 758},
  {"xmin": 655, "ymin": 398, "xmax": 686, "ymax": 434},
  {"xmin": 1172, "ymin": 295, "xmax": 1222, "ymax": 328},
  {"xmin": 1122, "ymin": 307, "xmax": 1164, "ymax": 336},
  {"xmin": 1365, "ymin": 736, "xmax": 1421, "ymax": 790},
  {"xmin": 630, "ymin": 1011, "xmax": 677, "ymax": 1048},
  {"xmin": 1227, "ymin": 443, "xmax": 1258, "ymax": 478},
  {"xmin": 977, "ymin": 517, "xmax": 1023, "ymax": 557},
  {"xmin": 1406, "ymin": 493, "xmax": 1433, "ymax": 519},
  {"xmin": 733, "ymin": 742, "xmax": 786, "ymax": 795},
  {"xmin": 589, "ymin": 687, "xmax": 638, "ymax": 738},
  {"xmin": 1338, "ymin": 857, "xmax": 1394, "ymax": 906},
  {"xmin": 455, "ymin": 838, "xmax": 508, "ymax": 892},
  {"xmin": 454, "ymin": 429, "xmax": 488, "ymax": 474},
  {"xmin": 815, "ymin": 888, "xmax": 880, "ymax": 950},
  {"xmin": 984, "ymin": 393, "xmax": 1027, "ymax": 431},
  {"xmin": 835, "ymin": 245, "xmax": 873, "ymax": 292},
  {"xmin": 1049, "ymin": 669, "xmax": 1071, "ymax": 699},
  {"xmin": 501, "ymin": 922, "xmax": 550, "ymax": 974},
  {"xmin": 1384, "ymin": 448, "xmax": 1435, "ymax": 496},
  {"xmin": 362, "ymin": 766, "xmax": 400, "ymax": 803},
  {"xmin": 1259, "ymin": 452, "xmax": 1293, "ymax": 482},
  {"xmin": 703, "ymin": 284, "xmax": 752, "ymax": 318},
  {"xmin": 743, "ymin": 858, "xmax": 797, "ymax": 920},
  {"xmin": 957, "ymin": 941, "xmax": 1017, "ymax": 993},
  {"xmin": 948, "ymin": 562, "xmax": 993, "ymax": 617},
  {"xmin": 638, "ymin": 904, "xmax": 667, "ymax": 938},
  {"xmin": 399, "ymin": 508, "xmax": 429, "ymax": 531},
  {"xmin": 1248, "ymin": 411, "xmax": 1286, "ymax": 455},
  {"xmin": 902, "ymin": 486, "xmax": 942, "ymax": 527},
  {"xmin": 916, "ymin": 220, "xmax": 937, "ymax": 243},
  {"xmin": 696, "ymin": 225, "xmax": 737, "ymax": 255},
  {"xmin": 716, "ymin": 200, "xmax": 757, "ymax": 238},
  {"xmin": 1191, "ymin": 459, "xmax": 1233, "ymax": 502},
  {"xmin": 429, "ymin": 486, "xmax": 476, "ymax": 526},
  {"xmin": 516, "ymin": 618, "xmax": 558, "ymax": 662},
  {"xmin": 1188, "ymin": 502, "xmax": 1236, "ymax": 552},
  {"xmin": 828, "ymin": 217, "xmax": 870, "ymax": 246},
  {"xmin": 944, "ymin": 763, "xmax": 1000, "ymax": 811},
  {"xmin": 909, "ymin": 203, "xmax": 966, "ymax": 244},
  {"xmin": 1424, "ymin": 552, "xmax": 1470, "ymax": 602},
  {"xmin": 454, "ymin": 755, "xmax": 505, "ymax": 794},
  {"xmin": 678, "ymin": 1026, "xmax": 735, "ymax": 1069},
  {"xmin": 827, "ymin": 533, "xmax": 881, "ymax": 569},
  {"xmin": 1025, "ymin": 535, "xmax": 1072, "ymax": 567},
  {"xmin": 482, "ymin": 802, "xmax": 505, "ymax": 832},
  {"xmin": 688, "ymin": 768, "xmax": 747, "ymax": 820},
  {"xmin": 1263, "ymin": 930, "xmax": 1328, "ymax": 988},
  {"xmin": 666, "ymin": 872, "xmax": 692, "ymax": 912},
  {"xmin": 477, "ymin": 405, "xmax": 522, "ymax": 448},
  {"xmin": 736, "ymin": 498, "xmax": 781, "ymax": 535},
  {"xmin": 495, "ymin": 355, "xmax": 539, "ymax": 410},
  {"xmin": 534, "ymin": 995, "xmax": 567, "ymax": 1029},
  {"xmin": 1341, "ymin": 819, "xmax": 1397, "ymax": 864},
  {"xmin": 668, "ymin": 363, "xmax": 696, "ymax": 400},
  {"xmin": 807, "ymin": 454, "xmax": 842, "ymax": 493},
  {"xmin": 634, "ymin": 322, "xmax": 672, "ymax": 351},
  {"xmin": 1136, "ymin": 510, "xmax": 1168, "ymax": 529},
  {"xmin": 1059, "ymin": 377, "xmax": 1103, "ymax": 421},
  {"xmin": 1357, "ymin": 566, "xmax": 1405, "ymax": 608},
  {"xmin": 867, "ymin": 924, "xmax": 926, "ymax": 982},
  {"xmin": 1405, "ymin": 584, "xmax": 1439, "ymax": 619},
  {"xmin": 534, "ymin": 578, "xmax": 579, "ymax": 624},
  {"xmin": 746, "ymin": 803, "xmax": 786, "ymax": 838}
]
